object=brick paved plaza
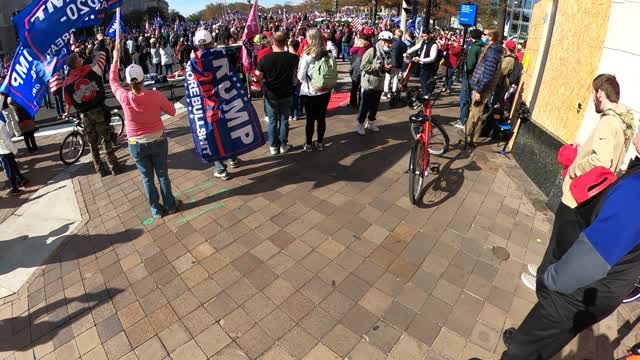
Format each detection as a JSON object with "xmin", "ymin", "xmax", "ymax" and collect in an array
[{"xmin": 0, "ymin": 69, "xmax": 639, "ymax": 360}]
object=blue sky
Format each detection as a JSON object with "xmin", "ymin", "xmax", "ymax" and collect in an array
[{"xmin": 169, "ymin": 0, "xmax": 299, "ymax": 16}]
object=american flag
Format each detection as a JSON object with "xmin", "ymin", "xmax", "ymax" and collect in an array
[{"xmin": 351, "ymin": 17, "xmax": 362, "ymax": 33}]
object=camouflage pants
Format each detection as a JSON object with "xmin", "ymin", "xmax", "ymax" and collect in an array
[{"xmin": 80, "ymin": 107, "xmax": 119, "ymax": 172}]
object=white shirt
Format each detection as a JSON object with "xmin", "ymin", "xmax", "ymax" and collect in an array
[
  {"xmin": 126, "ymin": 40, "xmax": 137, "ymax": 54},
  {"xmin": 407, "ymin": 41, "xmax": 438, "ymax": 64},
  {"xmin": 160, "ymin": 47, "xmax": 174, "ymax": 65},
  {"xmin": 0, "ymin": 122, "xmax": 17, "ymax": 155}
]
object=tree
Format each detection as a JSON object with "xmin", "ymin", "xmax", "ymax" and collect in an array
[
  {"xmin": 186, "ymin": 12, "xmax": 203, "ymax": 23},
  {"xmin": 169, "ymin": 9, "xmax": 186, "ymax": 23}
]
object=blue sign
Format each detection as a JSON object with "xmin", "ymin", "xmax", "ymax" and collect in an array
[
  {"xmin": 106, "ymin": 15, "xmax": 125, "ymax": 40},
  {"xmin": 459, "ymin": 3, "xmax": 478, "ymax": 27},
  {"xmin": 185, "ymin": 48, "xmax": 265, "ymax": 162}
]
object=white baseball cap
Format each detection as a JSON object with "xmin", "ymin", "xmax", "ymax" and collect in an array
[
  {"xmin": 125, "ymin": 64, "xmax": 144, "ymax": 84},
  {"xmin": 194, "ymin": 29, "xmax": 213, "ymax": 46},
  {"xmin": 378, "ymin": 31, "xmax": 393, "ymax": 41}
]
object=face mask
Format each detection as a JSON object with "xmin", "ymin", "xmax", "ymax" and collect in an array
[
  {"xmin": 383, "ymin": 46, "xmax": 392, "ymax": 52},
  {"xmin": 481, "ymin": 38, "xmax": 489, "ymax": 45}
]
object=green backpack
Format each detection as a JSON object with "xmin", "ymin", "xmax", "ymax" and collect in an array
[{"xmin": 310, "ymin": 54, "xmax": 338, "ymax": 92}]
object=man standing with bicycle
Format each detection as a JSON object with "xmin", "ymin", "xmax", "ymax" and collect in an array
[{"xmin": 64, "ymin": 33, "xmax": 123, "ymax": 177}]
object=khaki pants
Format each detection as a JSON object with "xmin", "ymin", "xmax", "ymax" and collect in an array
[{"xmin": 465, "ymin": 92, "xmax": 490, "ymax": 143}]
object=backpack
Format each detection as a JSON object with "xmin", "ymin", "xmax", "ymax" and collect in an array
[
  {"xmin": 508, "ymin": 55, "xmax": 523, "ymax": 86},
  {"xmin": 350, "ymin": 54, "xmax": 362, "ymax": 82},
  {"xmin": 310, "ymin": 54, "xmax": 338, "ymax": 92}
]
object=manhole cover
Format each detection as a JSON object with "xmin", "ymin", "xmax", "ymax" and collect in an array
[{"xmin": 492, "ymin": 246, "xmax": 510, "ymax": 261}]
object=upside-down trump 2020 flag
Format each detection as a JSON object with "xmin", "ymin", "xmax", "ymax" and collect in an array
[
  {"xmin": 12, "ymin": 0, "xmax": 122, "ymax": 62},
  {"xmin": 0, "ymin": 44, "xmax": 71, "ymax": 117},
  {"xmin": 185, "ymin": 48, "xmax": 265, "ymax": 163}
]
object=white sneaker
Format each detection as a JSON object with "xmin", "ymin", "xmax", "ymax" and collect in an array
[
  {"xmin": 527, "ymin": 264, "xmax": 538, "ymax": 276},
  {"xmin": 264, "ymin": 116, "xmax": 269, "ymax": 123},
  {"xmin": 521, "ymin": 273, "xmax": 536, "ymax": 291},
  {"xmin": 355, "ymin": 123, "xmax": 365, "ymax": 136},
  {"xmin": 451, "ymin": 120, "xmax": 465, "ymax": 129},
  {"xmin": 288, "ymin": 116, "xmax": 293, "ymax": 121},
  {"xmin": 214, "ymin": 171, "xmax": 230, "ymax": 180},
  {"xmin": 280, "ymin": 144, "xmax": 292, "ymax": 153},
  {"xmin": 365, "ymin": 121, "xmax": 380, "ymax": 132},
  {"xmin": 270, "ymin": 146, "xmax": 279, "ymax": 155},
  {"xmin": 303, "ymin": 144, "xmax": 313, "ymax": 152}
]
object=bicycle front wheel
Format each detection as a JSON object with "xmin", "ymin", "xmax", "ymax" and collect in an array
[
  {"xmin": 60, "ymin": 131, "xmax": 86, "ymax": 165},
  {"xmin": 408, "ymin": 140, "xmax": 427, "ymax": 205},
  {"xmin": 111, "ymin": 113, "xmax": 124, "ymax": 137},
  {"xmin": 428, "ymin": 122, "xmax": 450, "ymax": 156}
]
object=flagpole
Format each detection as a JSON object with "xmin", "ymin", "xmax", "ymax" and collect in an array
[{"xmin": 115, "ymin": 7, "xmax": 121, "ymax": 44}]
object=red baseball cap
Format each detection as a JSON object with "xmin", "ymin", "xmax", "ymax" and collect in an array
[
  {"xmin": 557, "ymin": 144, "xmax": 578, "ymax": 168},
  {"xmin": 505, "ymin": 40, "xmax": 517, "ymax": 51},
  {"xmin": 570, "ymin": 166, "xmax": 617, "ymax": 205}
]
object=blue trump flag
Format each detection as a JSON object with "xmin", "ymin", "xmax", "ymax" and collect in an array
[
  {"xmin": 106, "ymin": 15, "xmax": 125, "ymax": 40},
  {"xmin": 185, "ymin": 48, "xmax": 265, "ymax": 162},
  {"xmin": 12, "ymin": 0, "xmax": 122, "ymax": 62},
  {"xmin": 0, "ymin": 44, "xmax": 70, "ymax": 117}
]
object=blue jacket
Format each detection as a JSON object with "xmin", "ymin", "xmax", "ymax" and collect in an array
[
  {"xmin": 391, "ymin": 38, "xmax": 407, "ymax": 69},
  {"xmin": 470, "ymin": 42, "xmax": 502, "ymax": 94},
  {"xmin": 543, "ymin": 169, "xmax": 640, "ymax": 295}
]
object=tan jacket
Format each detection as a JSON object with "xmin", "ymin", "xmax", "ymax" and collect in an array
[
  {"xmin": 499, "ymin": 54, "xmax": 517, "ymax": 89},
  {"xmin": 561, "ymin": 103, "xmax": 635, "ymax": 208}
]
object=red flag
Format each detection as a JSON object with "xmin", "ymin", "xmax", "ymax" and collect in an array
[{"xmin": 241, "ymin": 0, "xmax": 260, "ymax": 73}]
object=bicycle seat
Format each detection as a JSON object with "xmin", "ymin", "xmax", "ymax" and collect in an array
[{"xmin": 410, "ymin": 112, "xmax": 426, "ymax": 123}]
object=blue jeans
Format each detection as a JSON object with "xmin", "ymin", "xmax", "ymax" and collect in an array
[
  {"xmin": 128, "ymin": 137, "xmax": 176, "ymax": 216},
  {"xmin": 265, "ymin": 96, "xmax": 292, "ymax": 147},
  {"xmin": 214, "ymin": 158, "xmax": 237, "ymax": 173},
  {"xmin": 262, "ymin": 88, "xmax": 269, "ymax": 117},
  {"xmin": 459, "ymin": 77, "xmax": 471, "ymax": 125},
  {"xmin": 290, "ymin": 86, "xmax": 300, "ymax": 119},
  {"xmin": 342, "ymin": 43, "xmax": 350, "ymax": 62},
  {"xmin": 0, "ymin": 153, "xmax": 25, "ymax": 191},
  {"xmin": 445, "ymin": 67, "xmax": 455, "ymax": 89}
]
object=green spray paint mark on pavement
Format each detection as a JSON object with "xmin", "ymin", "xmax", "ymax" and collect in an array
[
  {"xmin": 174, "ymin": 181, "xmax": 214, "ymax": 196},
  {"xmin": 175, "ymin": 202, "xmax": 225, "ymax": 225},
  {"xmin": 142, "ymin": 217, "xmax": 154, "ymax": 225}
]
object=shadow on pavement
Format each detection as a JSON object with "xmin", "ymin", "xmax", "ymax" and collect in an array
[
  {"xmin": 173, "ymin": 120, "xmax": 414, "ymax": 212},
  {"xmin": 0, "ymin": 224, "xmax": 144, "ymax": 276},
  {"xmin": 0, "ymin": 288, "xmax": 123, "ymax": 353}
]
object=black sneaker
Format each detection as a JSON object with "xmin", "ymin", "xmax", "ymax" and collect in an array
[
  {"xmin": 503, "ymin": 327, "xmax": 517, "ymax": 348},
  {"xmin": 166, "ymin": 200, "xmax": 183, "ymax": 215},
  {"xmin": 623, "ymin": 283, "xmax": 640, "ymax": 303},
  {"xmin": 98, "ymin": 167, "xmax": 110, "ymax": 177}
]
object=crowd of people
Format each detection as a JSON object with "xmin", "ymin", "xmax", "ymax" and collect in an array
[{"xmin": 4, "ymin": 12, "xmax": 640, "ymax": 360}]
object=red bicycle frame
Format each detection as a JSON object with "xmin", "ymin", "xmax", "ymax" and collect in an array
[{"xmin": 416, "ymin": 99, "xmax": 435, "ymax": 175}]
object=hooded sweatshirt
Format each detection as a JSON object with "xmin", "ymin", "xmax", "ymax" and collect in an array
[
  {"xmin": 562, "ymin": 103, "xmax": 635, "ymax": 208},
  {"xmin": 109, "ymin": 63, "xmax": 176, "ymax": 140},
  {"xmin": 360, "ymin": 42, "xmax": 391, "ymax": 91}
]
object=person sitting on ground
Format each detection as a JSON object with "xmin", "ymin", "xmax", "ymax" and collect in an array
[{"xmin": 110, "ymin": 44, "xmax": 181, "ymax": 219}]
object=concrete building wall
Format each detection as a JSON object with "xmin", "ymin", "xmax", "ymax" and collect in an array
[
  {"xmin": 0, "ymin": 0, "xmax": 29, "ymax": 54},
  {"xmin": 575, "ymin": 0, "xmax": 640, "ymax": 170}
]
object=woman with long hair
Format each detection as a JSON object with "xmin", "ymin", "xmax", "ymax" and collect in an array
[{"xmin": 297, "ymin": 28, "xmax": 332, "ymax": 151}]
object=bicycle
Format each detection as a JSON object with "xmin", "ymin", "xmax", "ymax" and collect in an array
[
  {"xmin": 407, "ymin": 79, "xmax": 450, "ymax": 205},
  {"xmin": 59, "ymin": 109, "xmax": 124, "ymax": 165}
]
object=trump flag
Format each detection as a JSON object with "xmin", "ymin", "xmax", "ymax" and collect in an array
[{"xmin": 185, "ymin": 48, "xmax": 265, "ymax": 163}]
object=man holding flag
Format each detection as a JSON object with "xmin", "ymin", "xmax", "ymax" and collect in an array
[{"xmin": 63, "ymin": 33, "xmax": 123, "ymax": 177}]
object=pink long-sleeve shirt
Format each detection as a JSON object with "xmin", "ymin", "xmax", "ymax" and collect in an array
[{"xmin": 109, "ymin": 64, "xmax": 176, "ymax": 139}]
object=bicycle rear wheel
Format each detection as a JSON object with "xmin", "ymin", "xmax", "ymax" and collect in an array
[
  {"xmin": 59, "ymin": 131, "xmax": 86, "ymax": 165},
  {"xmin": 428, "ymin": 122, "xmax": 449, "ymax": 156},
  {"xmin": 408, "ymin": 140, "xmax": 427, "ymax": 205}
]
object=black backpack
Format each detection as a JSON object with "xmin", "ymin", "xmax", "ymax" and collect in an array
[
  {"xmin": 508, "ymin": 55, "xmax": 523, "ymax": 86},
  {"xmin": 350, "ymin": 53, "xmax": 362, "ymax": 82}
]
